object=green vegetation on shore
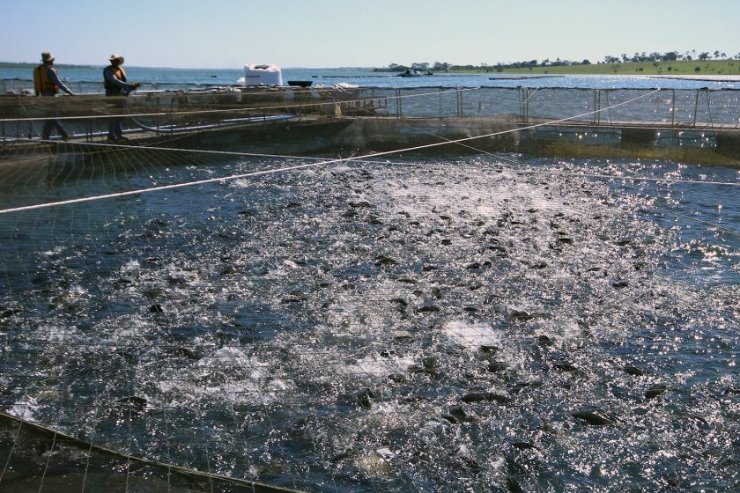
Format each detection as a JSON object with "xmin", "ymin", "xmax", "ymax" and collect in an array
[
  {"xmin": 378, "ymin": 50, "xmax": 740, "ymax": 77},
  {"xmin": 460, "ymin": 60, "xmax": 740, "ymax": 76}
]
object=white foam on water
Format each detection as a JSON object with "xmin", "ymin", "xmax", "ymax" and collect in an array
[
  {"xmin": 229, "ymin": 178, "xmax": 253, "ymax": 189},
  {"xmin": 347, "ymin": 352, "xmax": 416, "ymax": 379},
  {"xmin": 146, "ymin": 347, "xmax": 297, "ymax": 405},
  {"xmin": 33, "ymin": 324, "xmax": 82, "ymax": 343},
  {"xmin": 442, "ymin": 320, "xmax": 501, "ymax": 350},
  {"xmin": 121, "ymin": 259, "xmax": 141, "ymax": 273},
  {"xmin": 199, "ymin": 346, "xmax": 254, "ymax": 367},
  {"xmin": 9, "ymin": 396, "xmax": 39, "ymax": 421},
  {"xmin": 41, "ymin": 246, "xmax": 65, "ymax": 258},
  {"xmin": 282, "ymin": 259, "xmax": 301, "ymax": 270}
]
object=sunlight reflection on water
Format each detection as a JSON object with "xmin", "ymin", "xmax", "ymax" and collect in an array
[{"xmin": 0, "ymin": 155, "xmax": 737, "ymax": 492}]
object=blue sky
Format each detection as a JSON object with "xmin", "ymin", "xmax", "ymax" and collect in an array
[{"xmin": 2, "ymin": 0, "xmax": 738, "ymax": 68}]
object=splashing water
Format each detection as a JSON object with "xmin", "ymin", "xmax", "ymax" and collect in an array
[{"xmin": 0, "ymin": 155, "xmax": 737, "ymax": 492}]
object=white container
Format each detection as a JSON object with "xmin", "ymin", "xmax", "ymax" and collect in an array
[{"xmin": 241, "ymin": 64, "xmax": 283, "ymax": 86}]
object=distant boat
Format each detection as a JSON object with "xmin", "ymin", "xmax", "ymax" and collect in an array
[
  {"xmin": 287, "ymin": 80, "xmax": 313, "ymax": 87},
  {"xmin": 397, "ymin": 69, "xmax": 433, "ymax": 77}
]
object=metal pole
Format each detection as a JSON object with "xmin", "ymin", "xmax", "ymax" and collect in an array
[
  {"xmin": 692, "ymin": 89, "xmax": 700, "ymax": 127},
  {"xmin": 396, "ymin": 88, "xmax": 402, "ymax": 119},
  {"xmin": 671, "ymin": 89, "xmax": 676, "ymax": 128},
  {"xmin": 519, "ymin": 88, "xmax": 527, "ymax": 125},
  {"xmin": 705, "ymin": 89, "xmax": 713, "ymax": 126},
  {"xmin": 439, "ymin": 88, "xmax": 442, "ymax": 118}
]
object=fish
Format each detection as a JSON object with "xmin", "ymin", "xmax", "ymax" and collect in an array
[
  {"xmin": 461, "ymin": 392, "xmax": 511, "ymax": 405},
  {"xmin": 572, "ymin": 410, "xmax": 615, "ymax": 426}
]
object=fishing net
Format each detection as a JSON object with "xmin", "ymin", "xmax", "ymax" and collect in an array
[{"xmin": 1, "ymin": 85, "xmax": 738, "ymax": 492}]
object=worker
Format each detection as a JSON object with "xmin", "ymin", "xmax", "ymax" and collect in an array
[
  {"xmin": 103, "ymin": 54, "xmax": 140, "ymax": 141},
  {"xmin": 33, "ymin": 52, "xmax": 74, "ymax": 140}
]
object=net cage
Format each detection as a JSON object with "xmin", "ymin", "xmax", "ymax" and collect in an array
[
  {"xmin": 0, "ymin": 85, "xmax": 739, "ymax": 492},
  {"xmin": 2, "ymin": 86, "xmax": 739, "ymax": 140}
]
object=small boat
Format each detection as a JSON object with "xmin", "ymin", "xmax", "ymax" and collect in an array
[
  {"xmin": 287, "ymin": 80, "xmax": 313, "ymax": 88},
  {"xmin": 397, "ymin": 69, "xmax": 433, "ymax": 77}
]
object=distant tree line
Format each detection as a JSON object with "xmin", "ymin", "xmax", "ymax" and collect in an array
[
  {"xmin": 601, "ymin": 50, "xmax": 731, "ymax": 64},
  {"xmin": 380, "ymin": 50, "xmax": 739, "ymax": 72}
]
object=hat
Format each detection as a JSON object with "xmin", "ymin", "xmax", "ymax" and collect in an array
[
  {"xmin": 41, "ymin": 52, "xmax": 55, "ymax": 63},
  {"xmin": 109, "ymin": 54, "xmax": 124, "ymax": 63}
]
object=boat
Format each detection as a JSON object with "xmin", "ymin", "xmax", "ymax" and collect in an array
[
  {"xmin": 397, "ymin": 69, "xmax": 434, "ymax": 77},
  {"xmin": 237, "ymin": 64, "xmax": 283, "ymax": 86},
  {"xmin": 237, "ymin": 65, "xmax": 312, "ymax": 88}
]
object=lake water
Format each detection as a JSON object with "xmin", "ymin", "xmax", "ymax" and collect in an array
[{"xmin": 2, "ymin": 65, "xmax": 740, "ymax": 93}]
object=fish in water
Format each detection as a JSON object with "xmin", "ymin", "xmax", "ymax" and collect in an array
[
  {"xmin": 572, "ymin": 410, "xmax": 615, "ymax": 426},
  {"xmin": 644, "ymin": 384, "xmax": 667, "ymax": 400},
  {"xmin": 461, "ymin": 392, "xmax": 511, "ymax": 405},
  {"xmin": 623, "ymin": 365, "xmax": 645, "ymax": 376}
]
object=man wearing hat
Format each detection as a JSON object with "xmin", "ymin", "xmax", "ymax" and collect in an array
[
  {"xmin": 33, "ymin": 52, "xmax": 74, "ymax": 140},
  {"xmin": 103, "ymin": 54, "xmax": 141, "ymax": 141}
]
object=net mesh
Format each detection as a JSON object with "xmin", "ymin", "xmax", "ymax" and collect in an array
[{"xmin": 1, "ymin": 86, "xmax": 738, "ymax": 492}]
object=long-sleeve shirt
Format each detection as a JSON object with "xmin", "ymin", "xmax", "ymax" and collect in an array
[
  {"xmin": 48, "ymin": 68, "xmax": 73, "ymax": 95},
  {"xmin": 103, "ymin": 65, "xmax": 137, "ymax": 96}
]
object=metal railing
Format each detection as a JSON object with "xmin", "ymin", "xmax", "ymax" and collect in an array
[
  {"xmin": 2, "ymin": 84, "xmax": 738, "ymax": 143},
  {"xmin": 365, "ymin": 87, "xmax": 739, "ymax": 129}
]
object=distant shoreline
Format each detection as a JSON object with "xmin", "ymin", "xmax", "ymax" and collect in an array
[
  {"xmin": 382, "ymin": 60, "xmax": 740, "ymax": 78},
  {"xmin": 2, "ymin": 61, "xmax": 739, "ymax": 86},
  {"xmin": 3, "ymin": 59, "xmax": 739, "ymax": 77},
  {"xmin": 649, "ymin": 74, "xmax": 740, "ymax": 82}
]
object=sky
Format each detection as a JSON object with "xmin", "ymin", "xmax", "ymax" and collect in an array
[{"xmin": 1, "ymin": 0, "xmax": 738, "ymax": 69}]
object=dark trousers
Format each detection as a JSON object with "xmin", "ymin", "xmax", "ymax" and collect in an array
[
  {"xmin": 42, "ymin": 118, "xmax": 68, "ymax": 140},
  {"xmin": 40, "ymin": 94, "xmax": 68, "ymax": 140},
  {"xmin": 108, "ymin": 117, "xmax": 124, "ymax": 140},
  {"xmin": 105, "ymin": 91, "xmax": 127, "ymax": 140}
]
